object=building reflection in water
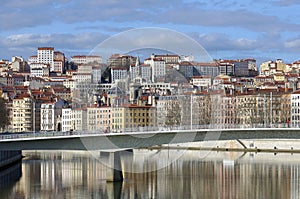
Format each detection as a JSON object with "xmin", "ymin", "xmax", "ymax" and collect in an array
[{"xmin": 1, "ymin": 150, "xmax": 300, "ymax": 199}]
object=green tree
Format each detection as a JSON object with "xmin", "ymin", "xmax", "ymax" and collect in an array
[{"xmin": 0, "ymin": 98, "xmax": 9, "ymax": 131}]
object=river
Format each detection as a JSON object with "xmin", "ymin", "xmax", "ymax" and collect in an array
[{"xmin": 1, "ymin": 146, "xmax": 300, "ymax": 199}]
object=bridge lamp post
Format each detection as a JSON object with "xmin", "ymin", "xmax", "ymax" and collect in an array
[
  {"xmin": 270, "ymin": 92, "xmax": 272, "ymax": 128},
  {"xmin": 33, "ymin": 101, "xmax": 35, "ymax": 138},
  {"xmin": 190, "ymin": 94, "xmax": 193, "ymax": 130}
]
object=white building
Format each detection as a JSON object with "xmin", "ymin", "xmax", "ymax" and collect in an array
[
  {"xmin": 63, "ymin": 79, "xmax": 76, "ymax": 90},
  {"xmin": 71, "ymin": 55, "xmax": 102, "ymax": 64},
  {"xmin": 130, "ymin": 64, "xmax": 151, "ymax": 82},
  {"xmin": 111, "ymin": 68, "xmax": 128, "ymax": 83},
  {"xmin": 191, "ymin": 76, "xmax": 211, "ymax": 88},
  {"xmin": 144, "ymin": 55, "xmax": 166, "ymax": 82},
  {"xmin": 92, "ymin": 67, "xmax": 102, "ymax": 84},
  {"xmin": 62, "ymin": 108, "xmax": 72, "ymax": 132},
  {"xmin": 140, "ymin": 64, "xmax": 152, "ymax": 82},
  {"xmin": 72, "ymin": 73, "xmax": 92, "ymax": 83},
  {"xmin": 141, "ymin": 82, "xmax": 171, "ymax": 95},
  {"xmin": 28, "ymin": 55, "xmax": 38, "ymax": 64},
  {"xmin": 129, "ymin": 65, "xmax": 138, "ymax": 80},
  {"xmin": 37, "ymin": 47, "xmax": 54, "ymax": 71},
  {"xmin": 30, "ymin": 63, "xmax": 50, "ymax": 77},
  {"xmin": 291, "ymin": 91, "xmax": 300, "ymax": 127},
  {"xmin": 40, "ymin": 102, "xmax": 55, "ymax": 131}
]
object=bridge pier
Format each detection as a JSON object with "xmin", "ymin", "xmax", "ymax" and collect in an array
[
  {"xmin": 106, "ymin": 181, "xmax": 123, "ymax": 199},
  {"xmin": 105, "ymin": 151, "xmax": 123, "ymax": 182}
]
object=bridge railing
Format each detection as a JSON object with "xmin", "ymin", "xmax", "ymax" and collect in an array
[{"xmin": 0, "ymin": 123, "xmax": 294, "ymax": 141}]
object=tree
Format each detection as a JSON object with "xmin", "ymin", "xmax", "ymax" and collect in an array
[
  {"xmin": 165, "ymin": 101, "xmax": 181, "ymax": 127},
  {"xmin": 0, "ymin": 98, "xmax": 9, "ymax": 131}
]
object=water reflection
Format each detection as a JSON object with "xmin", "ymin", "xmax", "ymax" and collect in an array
[
  {"xmin": 1, "ymin": 150, "xmax": 300, "ymax": 199},
  {"xmin": 0, "ymin": 162, "xmax": 22, "ymax": 199}
]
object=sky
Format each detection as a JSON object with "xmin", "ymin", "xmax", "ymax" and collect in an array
[{"xmin": 1, "ymin": 0, "xmax": 300, "ymax": 64}]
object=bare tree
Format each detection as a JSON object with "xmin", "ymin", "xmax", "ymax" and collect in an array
[{"xmin": 0, "ymin": 98, "xmax": 9, "ymax": 132}]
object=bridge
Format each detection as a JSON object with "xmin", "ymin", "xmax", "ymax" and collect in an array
[
  {"xmin": 0, "ymin": 127, "xmax": 299, "ymax": 150},
  {"xmin": 1, "ymin": 127, "xmax": 300, "ymax": 181}
]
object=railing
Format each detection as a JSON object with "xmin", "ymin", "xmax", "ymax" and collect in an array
[{"xmin": 0, "ymin": 123, "xmax": 294, "ymax": 141}]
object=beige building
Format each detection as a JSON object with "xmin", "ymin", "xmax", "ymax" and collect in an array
[
  {"xmin": 12, "ymin": 94, "xmax": 32, "ymax": 132},
  {"xmin": 235, "ymin": 91, "xmax": 290, "ymax": 127},
  {"xmin": 107, "ymin": 54, "xmax": 137, "ymax": 68},
  {"xmin": 236, "ymin": 93, "xmax": 258, "ymax": 126},
  {"xmin": 72, "ymin": 108, "xmax": 87, "ymax": 131},
  {"xmin": 87, "ymin": 106, "xmax": 112, "ymax": 132},
  {"xmin": 71, "ymin": 55, "xmax": 102, "ymax": 65},
  {"xmin": 111, "ymin": 105, "xmax": 156, "ymax": 132},
  {"xmin": 210, "ymin": 92, "xmax": 236, "ymax": 128}
]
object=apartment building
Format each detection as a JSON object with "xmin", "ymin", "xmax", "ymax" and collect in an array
[
  {"xmin": 61, "ymin": 108, "xmax": 72, "ymax": 132},
  {"xmin": 291, "ymin": 91, "xmax": 300, "ymax": 127},
  {"xmin": 191, "ymin": 94, "xmax": 211, "ymax": 126},
  {"xmin": 210, "ymin": 92, "xmax": 236, "ymax": 128},
  {"xmin": 191, "ymin": 76, "xmax": 211, "ymax": 88},
  {"xmin": 12, "ymin": 94, "xmax": 32, "ymax": 132},
  {"xmin": 71, "ymin": 55, "xmax": 102, "ymax": 65},
  {"xmin": 144, "ymin": 55, "xmax": 166, "ymax": 82},
  {"xmin": 53, "ymin": 51, "xmax": 65, "ymax": 74},
  {"xmin": 72, "ymin": 108, "xmax": 87, "ymax": 131},
  {"xmin": 130, "ymin": 64, "xmax": 151, "ymax": 82},
  {"xmin": 156, "ymin": 95, "xmax": 184, "ymax": 127},
  {"xmin": 218, "ymin": 60, "xmax": 235, "ymax": 76},
  {"xmin": 37, "ymin": 47, "xmax": 54, "ymax": 72},
  {"xmin": 87, "ymin": 106, "xmax": 112, "ymax": 132},
  {"xmin": 153, "ymin": 54, "xmax": 180, "ymax": 64},
  {"xmin": 111, "ymin": 67, "xmax": 128, "ymax": 83},
  {"xmin": 110, "ymin": 104, "xmax": 156, "ymax": 132},
  {"xmin": 40, "ymin": 102, "xmax": 55, "ymax": 131},
  {"xmin": 30, "ymin": 63, "xmax": 50, "ymax": 77},
  {"xmin": 107, "ymin": 54, "xmax": 137, "ymax": 68}
]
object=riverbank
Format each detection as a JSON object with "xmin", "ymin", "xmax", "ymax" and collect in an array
[{"xmin": 147, "ymin": 139, "xmax": 300, "ymax": 154}]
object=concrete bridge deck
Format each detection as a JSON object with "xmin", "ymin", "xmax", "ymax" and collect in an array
[{"xmin": 0, "ymin": 128, "xmax": 300, "ymax": 151}]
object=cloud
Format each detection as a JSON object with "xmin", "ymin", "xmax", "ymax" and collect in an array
[
  {"xmin": 197, "ymin": 33, "xmax": 260, "ymax": 52},
  {"xmin": 1, "ymin": 0, "xmax": 300, "ymax": 36},
  {"xmin": 193, "ymin": 32, "xmax": 290, "ymax": 62},
  {"xmin": 275, "ymin": 0, "xmax": 300, "ymax": 6},
  {"xmin": 0, "ymin": 32, "xmax": 109, "ymax": 59},
  {"xmin": 156, "ymin": 8, "xmax": 300, "ymax": 34},
  {"xmin": 89, "ymin": 28, "xmax": 213, "ymax": 62},
  {"xmin": 284, "ymin": 37, "xmax": 300, "ymax": 50},
  {"xmin": 0, "ymin": 0, "xmax": 57, "ymax": 31}
]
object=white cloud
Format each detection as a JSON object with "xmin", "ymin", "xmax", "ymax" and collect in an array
[
  {"xmin": 285, "ymin": 39, "xmax": 300, "ymax": 48},
  {"xmin": 275, "ymin": 0, "xmax": 300, "ymax": 6},
  {"xmin": 0, "ymin": 32, "xmax": 109, "ymax": 59},
  {"xmin": 197, "ymin": 33, "xmax": 258, "ymax": 51}
]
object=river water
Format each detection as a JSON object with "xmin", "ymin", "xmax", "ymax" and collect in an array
[{"xmin": 1, "ymin": 147, "xmax": 300, "ymax": 199}]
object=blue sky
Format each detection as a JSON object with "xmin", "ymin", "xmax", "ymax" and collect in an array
[{"xmin": 1, "ymin": 0, "xmax": 300, "ymax": 64}]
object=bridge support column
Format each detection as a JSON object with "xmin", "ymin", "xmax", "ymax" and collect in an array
[
  {"xmin": 106, "ymin": 151, "xmax": 123, "ymax": 182},
  {"xmin": 107, "ymin": 182, "xmax": 122, "ymax": 199}
]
